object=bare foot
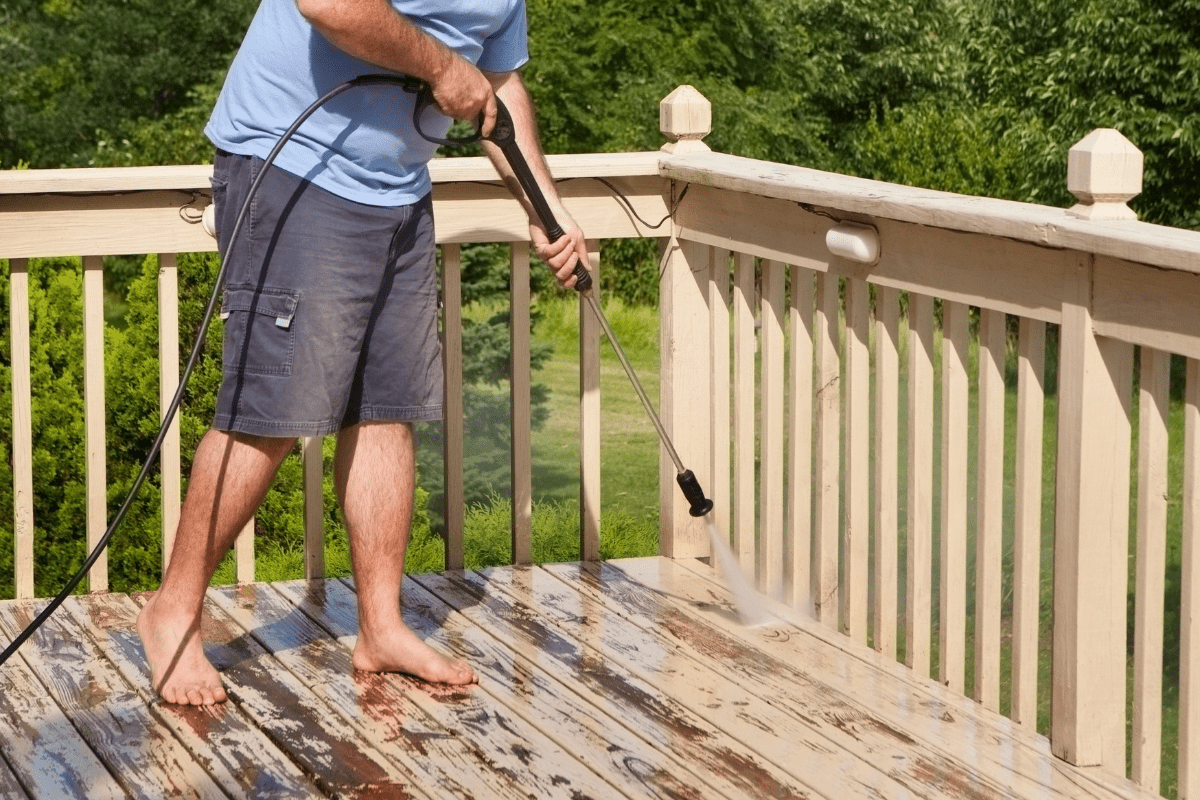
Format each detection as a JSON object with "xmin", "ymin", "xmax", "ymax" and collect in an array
[
  {"xmin": 353, "ymin": 622, "xmax": 477, "ymax": 686},
  {"xmin": 136, "ymin": 593, "xmax": 227, "ymax": 705}
]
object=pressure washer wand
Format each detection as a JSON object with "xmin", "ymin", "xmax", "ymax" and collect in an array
[{"xmin": 488, "ymin": 98, "xmax": 713, "ymax": 518}]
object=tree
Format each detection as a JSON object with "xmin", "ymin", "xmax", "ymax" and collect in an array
[
  {"xmin": 966, "ymin": 0, "xmax": 1200, "ymax": 227},
  {"xmin": 0, "ymin": 0, "xmax": 255, "ymax": 168}
]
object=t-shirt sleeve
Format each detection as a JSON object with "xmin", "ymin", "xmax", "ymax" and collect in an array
[{"xmin": 477, "ymin": 1, "xmax": 529, "ymax": 72}]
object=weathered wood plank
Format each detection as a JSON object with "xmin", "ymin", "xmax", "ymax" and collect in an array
[
  {"xmin": 129, "ymin": 591, "xmax": 433, "ymax": 800},
  {"xmin": 370, "ymin": 574, "xmax": 740, "ymax": 800},
  {"xmin": 648, "ymin": 557, "xmax": 1162, "ymax": 800},
  {"xmin": 0, "ymin": 618, "xmax": 126, "ymax": 800},
  {"xmin": 62, "ymin": 593, "xmax": 322, "ymax": 799},
  {"xmin": 415, "ymin": 568, "xmax": 822, "ymax": 800},
  {"xmin": 272, "ymin": 578, "xmax": 640, "ymax": 800},
  {"xmin": 0, "ymin": 601, "xmax": 226, "ymax": 799},
  {"xmin": 208, "ymin": 581, "xmax": 566, "ymax": 800},
  {"xmin": 533, "ymin": 561, "xmax": 1019, "ymax": 800},
  {"xmin": 0, "ymin": 754, "xmax": 31, "ymax": 800}
]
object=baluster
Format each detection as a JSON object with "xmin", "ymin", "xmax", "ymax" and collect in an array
[
  {"xmin": 1011, "ymin": 317, "xmax": 1046, "ymax": 728},
  {"xmin": 10, "ymin": 259, "xmax": 34, "ymax": 599},
  {"xmin": 814, "ymin": 272, "xmax": 840, "ymax": 628},
  {"xmin": 759, "ymin": 260, "xmax": 785, "ymax": 597},
  {"xmin": 441, "ymin": 244, "xmax": 465, "ymax": 570},
  {"xmin": 83, "ymin": 255, "xmax": 107, "ymax": 592},
  {"xmin": 940, "ymin": 300, "xmax": 970, "ymax": 692},
  {"xmin": 578, "ymin": 242, "xmax": 601, "ymax": 562},
  {"xmin": 732, "ymin": 252, "xmax": 756, "ymax": 573},
  {"xmin": 511, "ymin": 242, "xmax": 534, "ymax": 565},
  {"xmin": 976, "ymin": 308, "xmax": 1006, "ymax": 711},
  {"xmin": 874, "ymin": 286, "xmax": 900, "ymax": 658},
  {"xmin": 1131, "ymin": 345, "xmax": 1168, "ymax": 788},
  {"xmin": 158, "ymin": 253, "xmax": 182, "ymax": 574},
  {"xmin": 906, "ymin": 292, "xmax": 934, "ymax": 677}
]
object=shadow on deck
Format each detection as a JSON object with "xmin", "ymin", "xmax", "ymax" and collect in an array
[{"xmin": 0, "ymin": 558, "xmax": 1160, "ymax": 799}]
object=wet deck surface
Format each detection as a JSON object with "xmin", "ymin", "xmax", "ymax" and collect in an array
[{"xmin": 0, "ymin": 557, "xmax": 1162, "ymax": 800}]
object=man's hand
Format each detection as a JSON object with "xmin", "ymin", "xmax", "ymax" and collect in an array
[
  {"xmin": 296, "ymin": 0, "xmax": 496, "ymax": 134},
  {"xmin": 531, "ymin": 216, "xmax": 590, "ymax": 289},
  {"xmin": 428, "ymin": 54, "xmax": 497, "ymax": 137}
]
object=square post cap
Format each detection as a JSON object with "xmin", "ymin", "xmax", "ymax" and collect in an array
[
  {"xmin": 1067, "ymin": 128, "xmax": 1143, "ymax": 221},
  {"xmin": 660, "ymin": 85, "xmax": 711, "ymax": 154}
]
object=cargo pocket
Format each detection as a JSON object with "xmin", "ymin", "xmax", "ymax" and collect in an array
[{"xmin": 220, "ymin": 285, "xmax": 299, "ymax": 376}]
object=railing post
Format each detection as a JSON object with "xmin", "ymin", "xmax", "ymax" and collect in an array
[
  {"xmin": 1052, "ymin": 251, "xmax": 1134, "ymax": 771},
  {"xmin": 659, "ymin": 86, "xmax": 712, "ymax": 559}
]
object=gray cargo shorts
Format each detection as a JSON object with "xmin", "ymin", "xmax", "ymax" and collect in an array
[{"xmin": 209, "ymin": 149, "xmax": 443, "ymax": 437}]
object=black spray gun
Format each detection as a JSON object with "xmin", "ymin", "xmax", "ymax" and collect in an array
[{"xmin": 483, "ymin": 94, "xmax": 714, "ymax": 519}]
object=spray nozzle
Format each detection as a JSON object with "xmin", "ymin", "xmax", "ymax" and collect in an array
[{"xmin": 676, "ymin": 469, "xmax": 714, "ymax": 517}]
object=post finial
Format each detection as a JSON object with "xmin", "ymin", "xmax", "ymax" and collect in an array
[
  {"xmin": 660, "ymin": 85, "xmax": 711, "ymax": 155},
  {"xmin": 1067, "ymin": 128, "xmax": 1143, "ymax": 221}
]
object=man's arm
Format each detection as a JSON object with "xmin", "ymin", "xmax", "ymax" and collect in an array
[
  {"xmin": 483, "ymin": 71, "xmax": 590, "ymax": 288},
  {"xmin": 295, "ymin": 0, "xmax": 496, "ymax": 134}
]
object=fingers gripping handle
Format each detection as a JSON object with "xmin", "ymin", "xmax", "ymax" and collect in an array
[{"xmin": 487, "ymin": 97, "xmax": 592, "ymax": 292}]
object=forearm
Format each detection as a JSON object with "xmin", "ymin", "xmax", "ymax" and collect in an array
[
  {"xmin": 295, "ymin": 0, "xmax": 493, "ymax": 126},
  {"xmin": 296, "ymin": 0, "xmax": 452, "ymax": 83}
]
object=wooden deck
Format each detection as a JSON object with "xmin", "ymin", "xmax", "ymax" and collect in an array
[{"xmin": 0, "ymin": 557, "xmax": 1163, "ymax": 800}]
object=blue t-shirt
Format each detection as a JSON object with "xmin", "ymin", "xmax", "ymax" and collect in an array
[{"xmin": 206, "ymin": 0, "xmax": 528, "ymax": 206}]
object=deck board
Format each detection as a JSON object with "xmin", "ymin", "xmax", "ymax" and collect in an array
[{"xmin": 0, "ymin": 557, "xmax": 1166, "ymax": 800}]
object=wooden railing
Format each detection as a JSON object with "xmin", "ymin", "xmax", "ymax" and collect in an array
[
  {"xmin": 4, "ymin": 86, "xmax": 1199, "ymax": 796},
  {"xmin": 0, "ymin": 152, "xmax": 667, "ymax": 586},
  {"xmin": 654, "ymin": 94, "xmax": 1198, "ymax": 797}
]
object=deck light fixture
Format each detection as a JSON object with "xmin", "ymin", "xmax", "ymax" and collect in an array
[{"xmin": 826, "ymin": 221, "xmax": 881, "ymax": 264}]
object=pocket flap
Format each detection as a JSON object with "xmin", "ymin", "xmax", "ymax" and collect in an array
[{"xmin": 220, "ymin": 285, "xmax": 298, "ymax": 328}]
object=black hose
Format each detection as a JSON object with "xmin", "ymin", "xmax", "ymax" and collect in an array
[{"xmin": 0, "ymin": 74, "xmax": 417, "ymax": 667}]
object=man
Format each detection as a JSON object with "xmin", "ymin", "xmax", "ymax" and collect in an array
[{"xmin": 137, "ymin": 0, "xmax": 589, "ymax": 706}]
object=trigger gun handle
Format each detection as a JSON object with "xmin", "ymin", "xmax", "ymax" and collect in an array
[{"xmin": 488, "ymin": 97, "xmax": 592, "ymax": 293}]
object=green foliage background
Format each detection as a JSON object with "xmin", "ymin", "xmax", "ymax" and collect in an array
[{"xmin": 2, "ymin": 0, "xmax": 1199, "ymax": 598}]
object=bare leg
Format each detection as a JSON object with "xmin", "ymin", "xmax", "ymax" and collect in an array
[
  {"xmin": 137, "ymin": 429, "xmax": 295, "ymax": 705},
  {"xmin": 336, "ymin": 421, "xmax": 476, "ymax": 685}
]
